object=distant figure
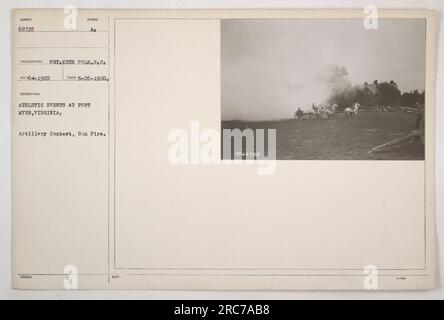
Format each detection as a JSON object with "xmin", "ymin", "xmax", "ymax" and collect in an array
[
  {"xmin": 312, "ymin": 103, "xmax": 320, "ymax": 119},
  {"xmin": 295, "ymin": 107, "xmax": 304, "ymax": 120},
  {"xmin": 415, "ymin": 103, "xmax": 424, "ymax": 129}
]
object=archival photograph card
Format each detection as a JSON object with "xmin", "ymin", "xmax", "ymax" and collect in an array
[{"xmin": 11, "ymin": 9, "xmax": 436, "ymax": 290}]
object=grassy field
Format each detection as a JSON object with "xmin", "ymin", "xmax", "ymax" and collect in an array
[{"xmin": 222, "ymin": 112, "xmax": 424, "ymax": 160}]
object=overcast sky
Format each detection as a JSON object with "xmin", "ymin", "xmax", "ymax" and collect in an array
[{"xmin": 221, "ymin": 19, "xmax": 426, "ymax": 121}]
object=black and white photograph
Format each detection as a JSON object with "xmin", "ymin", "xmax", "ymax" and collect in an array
[{"xmin": 221, "ymin": 19, "xmax": 426, "ymax": 160}]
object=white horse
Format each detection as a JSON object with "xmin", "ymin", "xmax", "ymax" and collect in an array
[
  {"xmin": 314, "ymin": 104, "xmax": 338, "ymax": 119},
  {"xmin": 302, "ymin": 110, "xmax": 316, "ymax": 120},
  {"xmin": 324, "ymin": 103, "xmax": 338, "ymax": 119},
  {"xmin": 344, "ymin": 102, "xmax": 360, "ymax": 118}
]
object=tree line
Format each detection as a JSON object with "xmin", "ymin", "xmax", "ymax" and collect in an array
[{"xmin": 328, "ymin": 80, "xmax": 425, "ymax": 110}]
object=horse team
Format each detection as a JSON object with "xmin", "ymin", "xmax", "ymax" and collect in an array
[{"xmin": 294, "ymin": 102, "xmax": 361, "ymax": 120}]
